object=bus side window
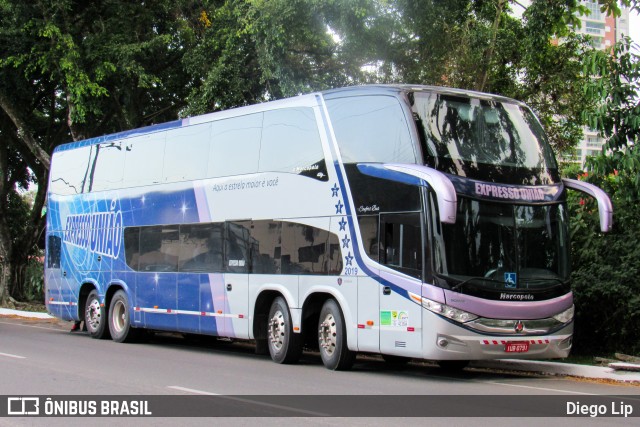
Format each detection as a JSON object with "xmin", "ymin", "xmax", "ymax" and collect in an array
[
  {"xmin": 124, "ymin": 227, "xmax": 141, "ymax": 270},
  {"xmin": 138, "ymin": 226, "xmax": 180, "ymax": 272},
  {"xmin": 164, "ymin": 123, "xmax": 211, "ymax": 183},
  {"xmin": 47, "ymin": 235, "xmax": 61, "ymax": 268},
  {"xmin": 326, "ymin": 95, "xmax": 417, "ymax": 165},
  {"xmin": 357, "ymin": 215, "xmax": 379, "ymax": 262},
  {"xmin": 281, "ymin": 222, "xmax": 332, "ymax": 275},
  {"xmin": 248, "ymin": 221, "xmax": 281, "ymax": 274},
  {"xmin": 379, "ymin": 213, "xmax": 422, "ymax": 279},
  {"xmin": 259, "ymin": 108, "xmax": 325, "ymax": 178},
  {"xmin": 178, "ymin": 223, "xmax": 224, "ymax": 273},
  {"xmin": 208, "ymin": 113, "xmax": 262, "ymax": 178},
  {"xmin": 226, "ymin": 222, "xmax": 251, "ymax": 273}
]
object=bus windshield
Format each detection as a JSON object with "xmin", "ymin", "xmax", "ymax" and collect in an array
[
  {"xmin": 412, "ymin": 92, "xmax": 560, "ymax": 185},
  {"xmin": 432, "ymin": 197, "xmax": 571, "ymax": 298}
]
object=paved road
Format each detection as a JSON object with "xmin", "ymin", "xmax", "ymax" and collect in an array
[{"xmin": 1, "ymin": 316, "xmax": 638, "ymax": 426}]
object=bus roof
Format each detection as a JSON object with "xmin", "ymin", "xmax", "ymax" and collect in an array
[{"xmin": 53, "ymin": 84, "xmax": 524, "ymax": 154}]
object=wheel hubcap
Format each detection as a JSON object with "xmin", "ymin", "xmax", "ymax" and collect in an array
[
  {"xmin": 319, "ymin": 313, "xmax": 337, "ymax": 356},
  {"xmin": 112, "ymin": 300, "xmax": 126, "ymax": 333},
  {"xmin": 269, "ymin": 309, "xmax": 285, "ymax": 351},
  {"xmin": 85, "ymin": 299, "xmax": 101, "ymax": 332}
]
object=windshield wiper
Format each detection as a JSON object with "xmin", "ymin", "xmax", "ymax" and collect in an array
[
  {"xmin": 518, "ymin": 277, "xmax": 566, "ymax": 287},
  {"xmin": 434, "ymin": 273, "xmax": 506, "ymax": 292}
]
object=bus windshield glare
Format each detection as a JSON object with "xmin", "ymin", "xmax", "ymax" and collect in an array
[{"xmin": 412, "ymin": 92, "xmax": 559, "ymax": 185}]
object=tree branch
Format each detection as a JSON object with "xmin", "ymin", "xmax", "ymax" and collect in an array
[{"xmin": 0, "ymin": 89, "xmax": 51, "ymax": 170}]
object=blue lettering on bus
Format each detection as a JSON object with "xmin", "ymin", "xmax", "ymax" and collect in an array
[{"xmin": 64, "ymin": 207, "xmax": 123, "ymax": 260}]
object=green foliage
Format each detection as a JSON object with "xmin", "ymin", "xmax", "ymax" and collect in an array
[
  {"xmin": 567, "ymin": 169, "xmax": 640, "ymax": 355},
  {"xmin": 21, "ymin": 256, "xmax": 43, "ymax": 302}
]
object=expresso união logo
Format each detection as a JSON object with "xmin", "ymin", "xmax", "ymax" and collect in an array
[{"xmin": 63, "ymin": 201, "xmax": 123, "ymax": 260}]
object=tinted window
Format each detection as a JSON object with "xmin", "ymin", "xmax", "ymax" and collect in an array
[
  {"xmin": 164, "ymin": 123, "xmax": 211, "ymax": 182},
  {"xmin": 47, "ymin": 235, "xmax": 61, "ymax": 268},
  {"xmin": 357, "ymin": 215, "xmax": 379, "ymax": 262},
  {"xmin": 259, "ymin": 108, "xmax": 325, "ymax": 176},
  {"xmin": 178, "ymin": 223, "xmax": 224, "ymax": 272},
  {"xmin": 226, "ymin": 222, "xmax": 251, "ymax": 273},
  {"xmin": 380, "ymin": 213, "xmax": 422, "ymax": 279},
  {"xmin": 50, "ymin": 146, "xmax": 95, "ymax": 195},
  {"xmin": 138, "ymin": 226, "xmax": 180, "ymax": 272},
  {"xmin": 248, "ymin": 221, "xmax": 281, "ymax": 274},
  {"xmin": 124, "ymin": 227, "xmax": 140, "ymax": 269},
  {"xmin": 281, "ymin": 222, "xmax": 333, "ymax": 275},
  {"xmin": 327, "ymin": 96, "xmax": 417, "ymax": 164},
  {"xmin": 209, "ymin": 114, "xmax": 262, "ymax": 177},
  {"xmin": 124, "ymin": 220, "xmax": 341, "ymax": 275},
  {"xmin": 413, "ymin": 92, "xmax": 560, "ymax": 185},
  {"xmin": 122, "ymin": 133, "xmax": 165, "ymax": 187}
]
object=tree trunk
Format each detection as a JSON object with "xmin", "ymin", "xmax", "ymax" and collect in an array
[
  {"xmin": 475, "ymin": 0, "xmax": 506, "ymax": 92},
  {"xmin": 0, "ymin": 258, "xmax": 11, "ymax": 306}
]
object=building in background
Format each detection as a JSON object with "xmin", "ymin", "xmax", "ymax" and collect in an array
[
  {"xmin": 569, "ymin": 1, "xmax": 630, "ymax": 166},
  {"xmin": 513, "ymin": 1, "xmax": 631, "ymax": 167}
]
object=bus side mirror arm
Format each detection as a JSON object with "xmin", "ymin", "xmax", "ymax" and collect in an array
[
  {"xmin": 385, "ymin": 165, "xmax": 457, "ymax": 224},
  {"xmin": 562, "ymin": 178, "xmax": 613, "ymax": 232}
]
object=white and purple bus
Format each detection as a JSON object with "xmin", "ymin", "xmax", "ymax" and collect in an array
[{"xmin": 45, "ymin": 85, "xmax": 612, "ymax": 370}]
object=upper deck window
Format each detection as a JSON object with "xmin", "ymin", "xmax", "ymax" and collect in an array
[
  {"xmin": 326, "ymin": 95, "xmax": 417, "ymax": 164},
  {"xmin": 413, "ymin": 92, "xmax": 559, "ymax": 185}
]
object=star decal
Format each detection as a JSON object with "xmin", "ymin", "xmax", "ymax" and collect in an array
[
  {"xmin": 338, "ymin": 217, "xmax": 347, "ymax": 231},
  {"xmin": 345, "ymin": 252, "xmax": 354, "ymax": 266},
  {"xmin": 335, "ymin": 200, "xmax": 344, "ymax": 214},
  {"xmin": 342, "ymin": 234, "xmax": 350, "ymax": 249},
  {"xmin": 331, "ymin": 183, "xmax": 340, "ymax": 197}
]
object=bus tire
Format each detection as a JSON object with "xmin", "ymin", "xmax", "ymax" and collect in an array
[
  {"xmin": 267, "ymin": 296, "xmax": 302, "ymax": 364},
  {"xmin": 108, "ymin": 290, "xmax": 138, "ymax": 343},
  {"xmin": 318, "ymin": 299, "xmax": 355, "ymax": 371},
  {"xmin": 84, "ymin": 290, "xmax": 109, "ymax": 339}
]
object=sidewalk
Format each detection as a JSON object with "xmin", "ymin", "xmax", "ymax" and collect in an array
[
  {"xmin": 2, "ymin": 307, "xmax": 639, "ymax": 383},
  {"xmin": 0, "ymin": 307, "xmax": 54, "ymax": 319}
]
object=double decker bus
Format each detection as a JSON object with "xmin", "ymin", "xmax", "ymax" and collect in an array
[{"xmin": 45, "ymin": 85, "xmax": 612, "ymax": 370}]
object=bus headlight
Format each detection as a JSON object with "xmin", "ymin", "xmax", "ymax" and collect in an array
[
  {"xmin": 552, "ymin": 304, "xmax": 574, "ymax": 324},
  {"xmin": 421, "ymin": 297, "xmax": 478, "ymax": 323}
]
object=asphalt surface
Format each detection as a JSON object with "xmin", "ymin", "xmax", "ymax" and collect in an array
[{"xmin": 1, "ymin": 308, "xmax": 639, "ymax": 426}]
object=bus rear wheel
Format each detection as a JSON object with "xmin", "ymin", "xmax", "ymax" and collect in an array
[
  {"xmin": 318, "ymin": 299, "xmax": 355, "ymax": 371},
  {"xmin": 267, "ymin": 297, "xmax": 302, "ymax": 364},
  {"xmin": 85, "ymin": 290, "xmax": 109, "ymax": 339},
  {"xmin": 108, "ymin": 290, "xmax": 139, "ymax": 343}
]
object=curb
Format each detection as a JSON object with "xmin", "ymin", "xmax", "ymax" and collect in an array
[
  {"xmin": 473, "ymin": 359, "xmax": 640, "ymax": 383},
  {"xmin": 0, "ymin": 307, "xmax": 54, "ymax": 320}
]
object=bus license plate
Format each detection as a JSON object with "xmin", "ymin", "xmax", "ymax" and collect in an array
[{"xmin": 505, "ymin": 342, "xmax": 529, "ymax": 353}]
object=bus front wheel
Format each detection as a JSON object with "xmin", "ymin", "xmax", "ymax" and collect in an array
[
  {"xmin": 108, "ymin": 290, "xmax": 138, "ymax": 343},
  {"xmin": 318, "ymin": 299, "xmax": 355, "ymax": 371},
  {"xmin": 85, "ymin": 290, "xmax": 109, "ymax": 339},
  {"xmin": 267, "ymin": 297, "xmax": 302, "ymax": 364}
]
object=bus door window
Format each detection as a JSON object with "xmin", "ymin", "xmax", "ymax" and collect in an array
[{"xmin": 379, "ymin": 213, "xmax": 422, "ymax": 279}]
